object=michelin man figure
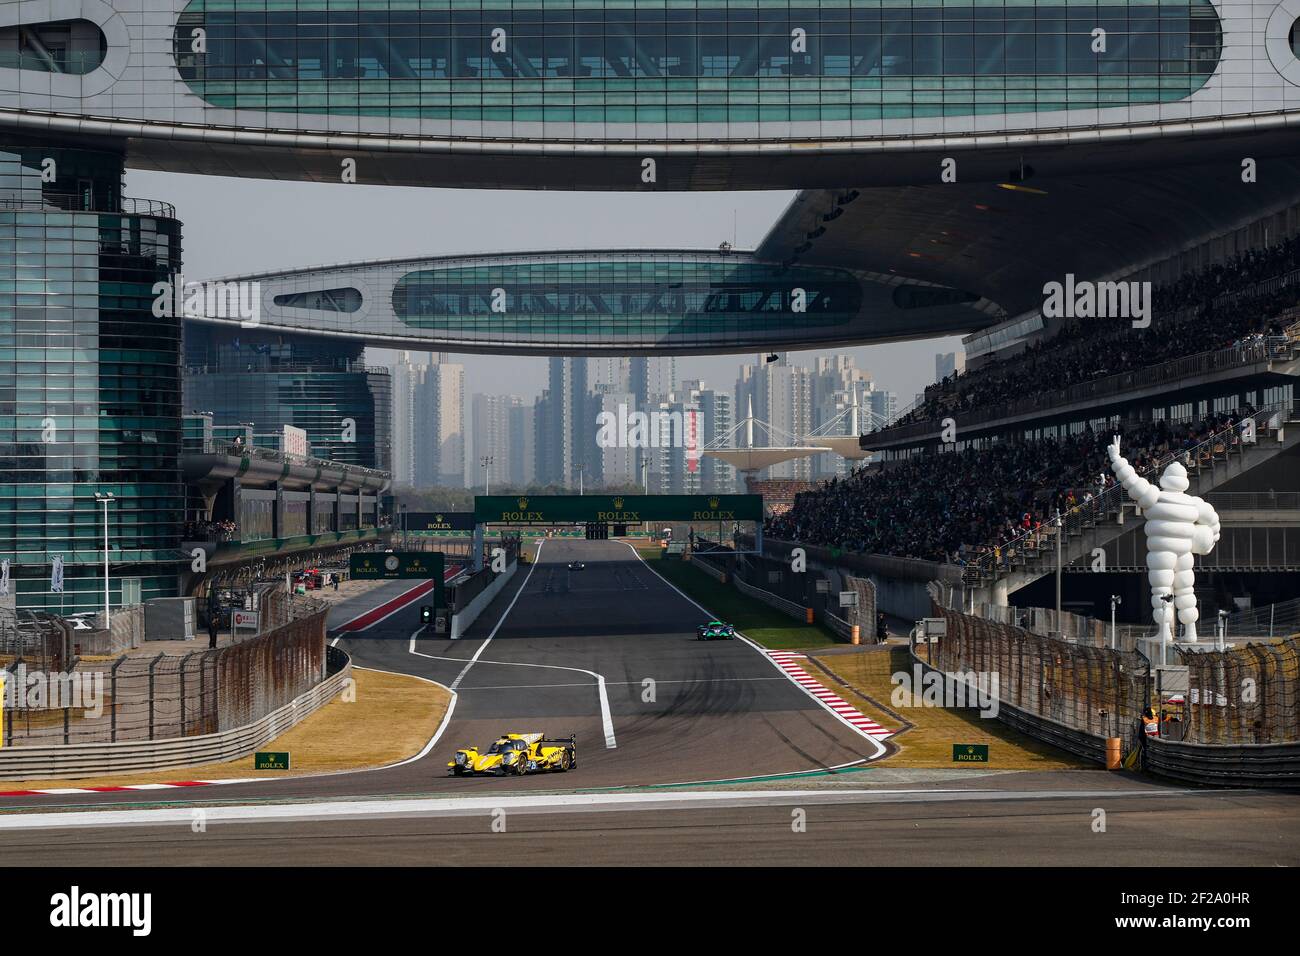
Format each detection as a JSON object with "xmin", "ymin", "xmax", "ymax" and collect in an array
[{"xmin": 1108, "ymin": 436, "xmax": 1220, "ymax": 643}]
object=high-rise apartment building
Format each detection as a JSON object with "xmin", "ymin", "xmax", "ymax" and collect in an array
[
  {"xmin": 680, "ymin": 380, "xmax": 735, "ymax": 493},
  {"xmin": 391, "ymin": 352, "xmax": 429, "ymax": 486},
  {"xmin": 735, "ymin": 356, "xmax": 813, "ymax": 480},
  {"xmin": 535, "ymin": 357, "xmax": 591, "ymax": 487},
  {"xmin": 418, "ymin": 353, "xmax": 466, "ymax": 488},
  {"xmin": 470, "ymin": 393, "xmax": 521, "ymax": 491}
]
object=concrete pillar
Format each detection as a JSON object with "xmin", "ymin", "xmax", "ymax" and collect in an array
[{"xmin": 992, "ymin": 577, "xmax": 1010, "ymax": 608}]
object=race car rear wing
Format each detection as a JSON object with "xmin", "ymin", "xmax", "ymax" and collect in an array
[{"xmin": 540, "ymin": 733, "xmax": 577, "ymax": 753}]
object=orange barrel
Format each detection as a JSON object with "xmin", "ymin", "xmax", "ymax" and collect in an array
[
  {"xmin": 851, "ymin": 625, "xmax": 861, "ymax": 646},
  {"xmin": 805, "ymin": 607, "xmax": 814, "ymax": 624},
  {"xmin": 1105, "ymin": 737, "xmax": 1123, "ymax": 770}
]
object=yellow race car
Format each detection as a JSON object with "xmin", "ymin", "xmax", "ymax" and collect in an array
[{"xmin": 448, "ymin": 732, "xmax": 577, "ymax": 776}]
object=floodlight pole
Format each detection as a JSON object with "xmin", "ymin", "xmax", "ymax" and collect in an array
[
  {"xmin": 1054, "ymin": 509, "xmax": 1062, "ymax": 629},
  {"xmin": 94, "ymin": 492, "xmax": 114, "ymax": 626},
  {"xmin": 1110, "ymin": 593, "xmax": 1122, "ymax": 650}
]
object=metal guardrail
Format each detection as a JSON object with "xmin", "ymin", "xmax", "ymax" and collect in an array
[
  {"xmin": 193, "ymin": 437, "xmax": 391, "ymax": 482},
  {"xmin": 823, "ymin": 609, "xmax": 854, "ymax": 640},
  {"xmin": 1223, "ymin": 596, "xmax": 1300, "ymax": 639},
  {"xmin": 688, "ymin": 551, "xmax": 728, "ymax": 583},
  {"xmin": 732, "ymin": 573, "xmax": 807, "ymax": 622},
  {"xmin": 1144, "ymin": 737, "xmax": 1300, "ymax": 789},
  {"xmin": 0, "ymin": 192, "xmax": 177, "ymax": 218},
  {"xmin": 0, "ymin": 647, "xmax": 351, "ymax": 781},
  {"xmin": 1206, "ymin": 491, "xmax": 1300, "ymax": 511},
  {"xmin": 1, "ymin": 595, "xmax": 328, "ymax": 747}
]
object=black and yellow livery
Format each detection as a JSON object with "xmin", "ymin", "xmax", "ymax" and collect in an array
[{"xmin": 448, "ymin": 733, "xmax": 578, "ymax": 776}]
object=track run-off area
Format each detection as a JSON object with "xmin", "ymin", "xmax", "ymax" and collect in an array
[{"xmin": 0, "ymin": 539, "xmax": 1296, "ymax": 866}]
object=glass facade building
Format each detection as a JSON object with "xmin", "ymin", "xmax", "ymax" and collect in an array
[
  {"xmin": 393, "ymin": 257, "xmax": 866, "ymax": 340},
  {"xmin": 175, "ymin": 1, "xmax": 1221, "ymax": 122},
  {"xmin": 183, "ymin": 323, "xmax": 392, "ymax": 471},
  {"xmin": 0, "ymin": 143, "xmax": 184, "ymax": 612}
]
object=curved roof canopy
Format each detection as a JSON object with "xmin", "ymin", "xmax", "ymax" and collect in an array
[{"xmin": 704, "ymin": 448, "xmax": 830, "ymax": 473}]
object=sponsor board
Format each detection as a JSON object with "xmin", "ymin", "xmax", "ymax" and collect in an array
[{"xmin": 474, "ymin": 494, "xmax": 762, "ymax": 524}]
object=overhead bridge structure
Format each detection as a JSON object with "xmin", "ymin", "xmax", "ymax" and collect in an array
[
  {"xmin": 6, "ymin": 0, "xmax": 1300, "ymax": 192},
  {"xmin": 187, "ymin": 248, "xmax": 994, "ymax": 354}
]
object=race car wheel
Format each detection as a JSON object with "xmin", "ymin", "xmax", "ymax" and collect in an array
[{"xmin": 559, "ymin": 750, "xmax": 572, "ymax": 772}]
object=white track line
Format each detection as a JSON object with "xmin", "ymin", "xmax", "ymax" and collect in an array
[
  {"xmin": 410, "ymin": 540, "xmax": 617, "ymax": 749},
  {"xmin": 412, "ymin": 644, "xmax": 616, "ymax": 750},
  {"xmin": 0, "ymin": 787, "xmax": 1206, "ymax": 832},
  {"xmin": 448, "ymin": 540, "xmax": 542, "ymax": 692},
  {"xmin": 618, "ymin": 541, "xmax": 886, "ymax": 761}
]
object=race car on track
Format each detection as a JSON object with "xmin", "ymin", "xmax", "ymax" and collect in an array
[
  {"xmin": 697, "ymin": 621, "xmax": 736, "ymax": 641},
  {"xmin": 448, "ymin": 732, "xmax": 577, "ymax": 776},
  {"xmin": 568, "ymin": 561, "xmax": 585, "ymax": 570}
]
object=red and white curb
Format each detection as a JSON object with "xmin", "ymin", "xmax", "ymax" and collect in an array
[{"xmin": 768, "ymin": 652, "xmax": 894, "ymax": 740}]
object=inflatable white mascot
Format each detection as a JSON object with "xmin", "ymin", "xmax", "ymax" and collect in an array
[{"xmin": 1107, "ymin": 435, "xmax": 1220, "ymax": 643}]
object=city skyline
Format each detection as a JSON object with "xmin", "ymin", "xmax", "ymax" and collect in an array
[{"xmin": 392, "ymin": 351, "xmax": 906, "ymax": 491}]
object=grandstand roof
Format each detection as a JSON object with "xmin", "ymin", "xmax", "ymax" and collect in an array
[
  {"xmin": 704, "ymin": 448, "xmax": 830, "ymax": 473},
  {"xmin": 761, "ymin": 158, "xmax": 1300, "ymax": 318},
  {"xmin": 818, "ymin": 437, "xmax": 874, "ymax": 461}
]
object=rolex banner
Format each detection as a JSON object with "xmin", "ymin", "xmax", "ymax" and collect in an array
[{"xmin": 473, "ymin": 494, "xmax": 763, "ymax": 524}]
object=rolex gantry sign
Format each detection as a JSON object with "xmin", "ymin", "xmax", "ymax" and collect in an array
[
  {"xmin": 473, "ymin": 494, "xmax": 763, "ymax": 524},
  {"xmin": 350, "ymin": 550, "xmax": 445, "ymax": 585}
]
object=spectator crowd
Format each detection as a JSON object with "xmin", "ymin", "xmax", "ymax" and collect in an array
[
  {"xmin": 889, "ymin": 239, "xmax": 1300, "ymax": 430},
  {"xmin": 768, "ymin": 408, "xmax": 1258, "ymax": 564}
]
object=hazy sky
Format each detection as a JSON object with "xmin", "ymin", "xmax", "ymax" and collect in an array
[{"xmin": 128, "ymin": 169, "xmax": 963, "ymax": 404}]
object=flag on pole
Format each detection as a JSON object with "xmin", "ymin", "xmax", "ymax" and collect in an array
[{"xmin": 51, "ymin": 555, "xmax": 64, "ymax": 593}]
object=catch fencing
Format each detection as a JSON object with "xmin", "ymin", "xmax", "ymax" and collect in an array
[
  {"xmin": 1176, "ymin": 636, "xmax": 1300, "ymax": 745},
  {"xmin": 926, "ymin": 593, "xmax": 1150, "ymax": 752},
  {"xmin": 1, "ymin": 595, "xmax": 330, "ymax": 747}
]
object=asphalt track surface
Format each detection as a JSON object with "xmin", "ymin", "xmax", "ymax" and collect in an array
[
  {"xmin": 2, "ymin": 539, "xmax": 1297, "ymax": 866},
  {"xmin": 0, "ymin": 540, "xmax": 875, "ymax": 807}
]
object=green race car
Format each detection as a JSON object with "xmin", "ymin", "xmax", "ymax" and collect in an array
[{"xmin": 696, "ymin": 620, "xmax": 736, "ymax": 641}]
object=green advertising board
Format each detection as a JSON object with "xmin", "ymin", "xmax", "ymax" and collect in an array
[
  {"xmin": 349, "ymin": 550, "xmax": 445, "ymax": 590},
  {"xmin": 473, "ymin": 494, "xmax": 763, "ymax": 524},
  {"xmin": 255, "ymin": 751, "xmax": 290, "ymax": 770},
  {"xmin": 953, "ymin": 744, "xmax": 990, "ymax": 763},
  {"xmin": 403, "ymin": 511, "xmax": 476, "ymax": 532}
]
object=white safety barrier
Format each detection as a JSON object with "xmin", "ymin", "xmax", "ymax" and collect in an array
[{"xmin": 449, "ymin": 561, "xmax": 519, "ymax": 640}]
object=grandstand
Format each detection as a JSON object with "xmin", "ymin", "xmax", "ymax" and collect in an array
[{"xmin": 768, "ymin": 240, "xmax": 1300, "ymax": 626}]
